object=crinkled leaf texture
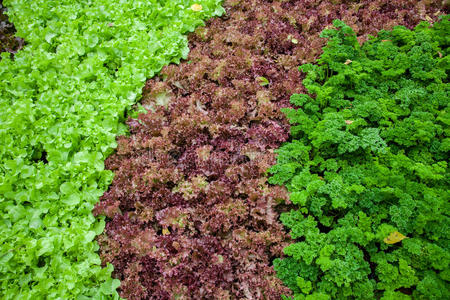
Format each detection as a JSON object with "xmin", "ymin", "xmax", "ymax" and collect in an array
[
  {"xmin": 270, "ymin": 17, "xmax": 450, "ymax": 300},
  {"xmin": 0, "ymin": 0, "xmax": 224, "ymax": 298},
  {"xmin": 93, "ymin": 1, "xmax": 447, "ymax": 298}
]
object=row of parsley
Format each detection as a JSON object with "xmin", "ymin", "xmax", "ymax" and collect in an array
[{"xmin": 270, "ymin": 18, "xmax": 449, "ymax": 299}]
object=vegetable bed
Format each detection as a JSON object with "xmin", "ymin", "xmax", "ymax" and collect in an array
[{"xmin": 0, "ymin": 0, "xmax": 448, "ymax": 299}]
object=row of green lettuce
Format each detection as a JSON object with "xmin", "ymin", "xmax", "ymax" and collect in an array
[
  {"xmin": 270, "ymin": 18, "xmax": 449, "ymax": 299},
  {"xmin": 0, "ymin": 0, "xmax": 223, "ymax": 298}
]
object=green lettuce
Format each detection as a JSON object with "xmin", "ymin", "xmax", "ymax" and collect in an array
[{"xmin": 0, "ymin": 0, "xmax": 224, "ymax": 298}]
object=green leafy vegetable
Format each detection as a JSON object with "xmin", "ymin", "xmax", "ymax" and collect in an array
[
  {"xmin": 257, "ymin": 76, "xmax": 270, "ymax": 86},
  {"xmin": 0, "ymin": 0, "xmax": 224, "ymax": 298},
  {"xmin": 271, "ymin": 17, "xmax": 449, "ymax": 299}
]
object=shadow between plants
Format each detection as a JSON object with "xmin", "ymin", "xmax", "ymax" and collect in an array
[{"xmin": 94, "ymin": 0, "xmax": 446, "ymax": 299}]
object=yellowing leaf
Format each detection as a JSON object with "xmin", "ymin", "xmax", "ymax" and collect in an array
[
  {"xmin": 384, "ymin": 231, "xmax": 407, "ymax": 244},
  {"xmin": 162, "ymin": 228, "xmax": 170, "ymax": 235},
  {"xmin": 191, "ymin": 4, "xmax": 203, "ymax": 11},
  {"xmin": 257, "ymin": 76, "xmax": 269, "ymax": 86}
]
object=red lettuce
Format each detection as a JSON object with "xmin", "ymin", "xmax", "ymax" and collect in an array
[{"xmin": 94, "ymin": 0, "xmax": 446, "ymax": 298}]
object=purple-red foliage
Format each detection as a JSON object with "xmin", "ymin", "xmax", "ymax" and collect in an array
[
  {"xmin": 0, "ymin": 1, "xmax": 24, "ymax": 56},
  {"xmin": 94, "ymin": 0, "xmax": 446, "ymax": 299}
]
